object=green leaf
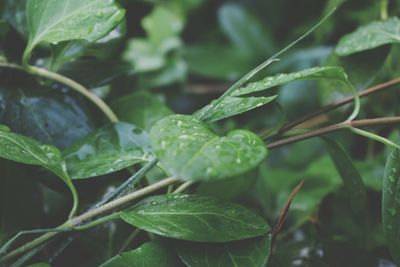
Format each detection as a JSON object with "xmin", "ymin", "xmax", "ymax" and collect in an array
[
  {"xmin": 120, "ymin": 194, "xmax": 270, "ymax": 242},
  {"xmin": 100, "ymin": 241, "xmax": 183, "ymax": 267},
  {"xmin": 24, "ymin": 0, "xmax": 125, "ymax": 63},
  {"xmin": 202, "ymin": 95, "xmax": 277, "ymax": 122},
  {"xmin": 323, "ymin": 138, "xmax": 367, "ymax": 213},
  {"xmin": 0, "ymin": 83, "xmax": 95, "ymax": 150},
  {"xmin": 382, "ymin": 149, "xmax": 400, "ymax": 265},
  {"xmin": 218, "ymin": 3, "xmax": 274, "ymax": 56},
  {"xmin": 149, "ymin": 114, "xmax": 267, "ymax": 181},
  {"xmin": 336, "ymin": 17, "xmax": 400, "ymax": 56},
  {"xmin": 64, "ymin": 122, "xmax": 155, "ymax": 179},
  {"xmin": 196, "ymin": 66, "xmax": 359, "ymax": 122},
  {"xmin": 26, "ymin": 264, "xmax": 51, "ymax": 267},
  {"xmin": 1, "ymin": 0, "xmax": 28, "ymax": 38},
  {"xmin": 0, "ymin": 125, "xmax": 78, "ymax": 216},
  {"xmin": 111, "ymin": 91, "xmax": 173, "ymax": 131},
  {"xmin": 176, "ymin": 234, "xmax": 271, "ymax": 267}
]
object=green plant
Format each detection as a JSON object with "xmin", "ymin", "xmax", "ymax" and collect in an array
[{"xmin": 1, "ymin": 0, "xmax": 400, "ymax": 266}]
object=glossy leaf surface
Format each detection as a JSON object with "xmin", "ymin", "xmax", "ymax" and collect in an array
[
  {"xmin": 64, "ymin": 122, "xmax": 154, "ymax": 179},
  {"xmin": 101, "ymin": 241, "xmax": 182, "ymax": 267},
  {"xmin": 176, "ymin": 234, "xmax": 271, "ymax": 267},
  {"xmin": 24, "ymin": 0, "xmax": 125, "ymax": 62},
  {"xmin": 149, "ymin": 114, "xmax": 267, "ymax": 181},
  {"xmin": 120, "ymin": 194, "xmax": 270, "ymax": 242},
  {"xmin": 382, "ymin": 149, "xmax": 400, "ymax": 265},
  {"xmin": 336, "ymin": 17, "xmax": 400, "ymax": 56}
]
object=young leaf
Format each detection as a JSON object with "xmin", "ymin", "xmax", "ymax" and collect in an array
[
  {"xmin": 111, "ymin": 91, "xmax": 173, "ymax": 131},
  {"xmin": 176, "ymin": 234, "xmax": 271, "ymax": 267},
  {"xmin": 64, "ymin": 122, "xmax": 155, "ymax": 179},
  {"xmin": 336, "ymin": 17, "xmax": 400, "ymax": 56},
  {"xmin": 196, "ymin": 66, "xmax": 359, "ymax": 122},
  {"xmin": 23, "ymin": 0, "xmax": 125, "ymax": 63},
  {"xmin": 323, "ymin": 138, "xmax": 367, "ymax": 213},
  {"xmin": 382, "ymin": 149, "xmax": 400, "ymax": 265},
  {"xmin": 149, "ymin": 114, "xmax": 267, "ymax": 181},
  {"xmin": 100, "ymin": 241, "xmax": 183, "ymax": 267},
  {"xmin": 120, "ymin": 194, "xmax": 270, "ymax": 242},
  {"xmin": 0, "ymin": 124, "xmax": 78, "ymax": 215}
]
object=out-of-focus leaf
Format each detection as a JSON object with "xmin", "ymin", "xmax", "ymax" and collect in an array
[
  {"xmin": 176, "ymin": 234, "xmax": 271, "ymax": 267},
  {"xmin": 323, "ymin": 138, "xmax": 367, "ymax": 213},
  {"xmin": 101, "ymin": 241, "xmax": 183, "ymax": 267},
  {"xmin": 25, "ymin": 263, "xmax": 51, "ymax": 267},
  {"xmin": 336, "ymin": 17, "xmax": 400, "ymax": 56},
  {"xmin": 0, "ymin": 160, "xmax": 43, "ymax": 245},
  {"xmin": 185, "ymin": 44, "xmax": 253, "ymax": 80},
  {"xmin": 64, "ymin": 122, "xmax": 155, "ymax": 179},
  {"xmin": 218, "ymin": 3, "xmax": 274, "ymax": 57},
  {"xmin": 0, "ymin": 125, "xmax": 78, "ymax": 214},
  {"xmin": 1, "ymin": 0, "xmax": 28, "ymax": 38},
  {"xmin": 24, "ymin": 0, "xmax": 125, "ymax": 63},
  {"xmin": 111, "ymin": 91, "xmax": 173, "ymax": 131},
  {"xmin": 196, "ymin": 169, "xmax": 258, "ymax": 200},
  {"xmin": 120, "ymin": 194, "xmax": 270, "ymax": 242},
  {"xmin": 382, "ymin": 149, "xmax": 400, "ymax": 265},
  {"xmin": 0, "ymin": 77, "xmax": 95, "ymax": 150},
  {"xmin": 149, "ymin": 114, "xmax": 267, "ymax": 181}
]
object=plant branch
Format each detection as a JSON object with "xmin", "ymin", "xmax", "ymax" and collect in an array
[
  {"xmin": 0, "ymin": 63, "xmax": 119, "ymax": 122},
  {"xmin": 278, "ymin": 78, "xmax": 400, "ymax": 134},
  {"xmin": 267, "ymin": 116, "xmax": 400, "ymax": 149},
  {"xmin": 0, "ymin": 177, "xmax": 178, "ymax": 263}
]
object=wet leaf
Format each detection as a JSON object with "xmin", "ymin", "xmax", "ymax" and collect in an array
[
  {"xmin": 176, "ymin": 234, "xmax": 271, "ymax": 267},
  {"xmin": 149, "ymin": 114, "xmax": 267, "ymax": 181},
  {"xmin": 64, "ymin": 122, "xmax": 155, "ymax": 179},
  {"xmin": 382, "ymin": 149, "xmax": 400, "ymax": 265},
  {"xmin": 0, "ymin": 125, "xmax": 78, "ymax": 214},
  {"xmin": 120, "ymin": 194, "xmax": 270, "ymax": 242},
  {"xmin": 24, "ymin": 0, "xmax": 125, "ymax": 63},
  {"xmin": 101, "ymin": 241, "xmax": 183, "ymax": 267},
  {"xmin": 336, "ymin": 17, "xmax": 400, "ymax": 56}
]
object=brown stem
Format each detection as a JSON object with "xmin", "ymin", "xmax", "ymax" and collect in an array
[
  {"xmin": 279, "ymin": 78, "xmax": 400, "ymax": 133},
  {"xmin": 267, "ymin": 116, "xmax": 400, "ymax": 149}
]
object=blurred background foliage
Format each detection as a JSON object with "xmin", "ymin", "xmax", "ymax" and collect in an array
[{"xmin": 1, "ymin": 0, "xmax": 400, "ymax": 266}]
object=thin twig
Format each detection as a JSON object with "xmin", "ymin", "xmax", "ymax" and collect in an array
[{"xmin": 278, "ymin": 78, "xmax": 400, "ymax": 133}]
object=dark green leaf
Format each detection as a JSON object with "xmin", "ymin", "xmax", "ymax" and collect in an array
[
  {"xmin": 120, "ymin": 194, "xmax": 270, "ymax": 242},
  {"xmin": 382, "ymin": 149, "xmax": 400, "ymax": 265},
  {"xmin": 25, "ymin": 263, "xmax": 51, "ymax": 267},
  {"xmin": 24, "ymin": 0, "xmax": 125, "ymax": 63},
  {"xmin": 111, "ymin": 91, "xmax": 173, "ymax": 131},
  {"xmin": 64, "ymin": 122, "xmax": 155, "ymax": 179},
  {"xmin": 323, "ymin": 138, "xmax": 367, "ymax": 213},
  {"xmin": 101, "ymin": 241, "xmax": 183, "ymax": 267},
  {"xmin": 0, "ymin": 125, "xmax": 78, "ymax": 213},
  {"xmin": 336, "ymin": 17, "xmax": 400, "ymax": 56},
  {"xmin": 1, "ymin": 0, "xmax": 28, "ymax": 38},
  {"xmin": 149, "ymin": 114, "xmax": 267, "ymax": 181},
  {"xmin": 0, "ymin": 82, "xmax": 95, "ymax": 150},
  {"xmin": 176, "ymin": 234, "xmax": 271, "ymax": 267}
]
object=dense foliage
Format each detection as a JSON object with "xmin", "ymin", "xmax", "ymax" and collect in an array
[{"xmin": 1, "ymin": 0, "xmax": 400, "ymax": 266}]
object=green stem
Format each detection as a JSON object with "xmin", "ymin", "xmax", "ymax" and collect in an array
[
  {"xmin": 0, "ymin": 63, "xmax": 119, "ymax": 123},
  {"xmin": 381, "ymin": 0, "xmax": 389, "ymax": 20},
  {"xmin": 0, "ymin": 177, "xmax": 178, "ymax": 263},
  {"xmin": 350, "ymin": 127, "xmax": 400, "ymax": 149}
]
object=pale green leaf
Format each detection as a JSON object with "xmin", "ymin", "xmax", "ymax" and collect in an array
[
  {"xmin": 382, "ymin": 148, "xmax": 400, "ymax": 265},
  {"xmin": 64, "ymin": 122, "xmax": 155, "ymax": 179},
  {"xmin": 176, "ymin": 234, "xmax": 271, "ymax": 267},
  {"xmin": 100, "ymin": 241, "xmax": 182, "ymax": 267},
  {"xmin": 149, "ymin": 114, "xmax": 267, "ymax": 181},
  {"xmin": 24, "ymin": 0, "xmax": 125, "ymax": 63},
  {"xmin": 120, "ymin": 194, "xmax": 270, "ymax": 242},
  {"xmin": 336, "ymin": 17, "xmax": 400, "ymax": 56}
]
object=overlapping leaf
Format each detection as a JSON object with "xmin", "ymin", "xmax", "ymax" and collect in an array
[{"xmin": 149, "ymin": 114, "xmax": 267, "ymax": 181}]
